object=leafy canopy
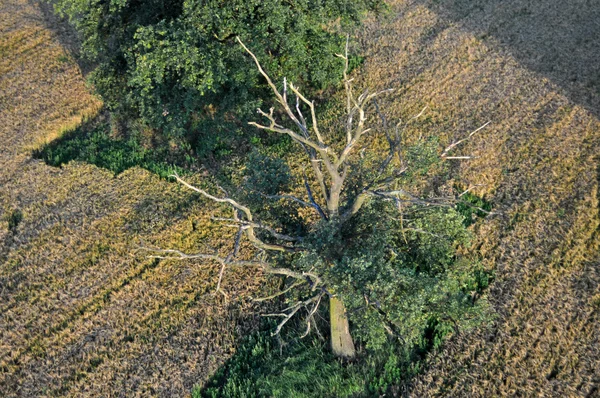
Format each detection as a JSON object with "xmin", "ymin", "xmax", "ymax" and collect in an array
[
  {"xmin": 243, "ymin": 150, "xmax": 491, "ymax": 352},
  {"xmin": 54, "ymin": 0, "xmax": 384, "ymax": 150}
]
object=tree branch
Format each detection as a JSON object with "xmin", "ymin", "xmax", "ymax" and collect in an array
[
  {"xmin": 170, "ymin": 173, "xmax": 297, "ymax": 253},
  {"xmin": 252, "ymin": 280, "xmax": 307, "ymax": 302},
  {"xmin": 211, "ymin": 217, "xmax": 303, "ymax": 242},
  {"xmin": 441, "ymin": 121, "xmax": 490, "ymax": 159},
  {"xmin": 265, "ymin": 293, "xmax": 323, "ymax": 336},
  {"xmin": 237, "ymin": 37, "xmax": 344, "ymax": 212}
]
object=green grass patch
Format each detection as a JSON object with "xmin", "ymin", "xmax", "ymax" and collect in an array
[
  {"xmin": 33, "ymin": 116, "xmax": 194, "ymax": 178},
  {"xmin": 456, "ymin": 191, "xmax": 493, "ymax": 227},
  {"xmin": 194, "ymin": 315, "xmax": 466, "ymax": 398}
]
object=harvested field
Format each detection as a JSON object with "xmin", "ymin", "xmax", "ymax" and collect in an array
[
  {"xmin": 0, "ymin": 0, "xmax": 266, "ymax": 396},
  {"xmin": 358, "ymin": 0, "xmax": 600, "ymax": 396},
  {"xmin": 1, "ymin": 0, "xmax": 599, "ymax": 396}
]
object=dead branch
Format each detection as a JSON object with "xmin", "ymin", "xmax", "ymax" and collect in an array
[
  {"xmin": 215, "ymin": 224, "xmax": 244, "ymax": 298},
  {"xmin": 301, "ymin": 293, "xmax": 324, "ymax": 338},
  {"xmin": 252, "ymin": 280, "xmax": 307, "ymax": 302},
  {"xmin": 238, "ymin": 36, "xmax": 396, "ymax": 220},
  {"xmin": 266, "ymin": 293, "xmax": 323, "ymax": 336},
  {"xmin": 441, "ymin": 121, "xmax": 490, "ymax": 159},
  {"xmin": 170, "ymin": 173, "xmax": 296, "ymax": 253},
  {"xmin": 211, "ymin": 217, "xmax": 303, "ymax": 242}
]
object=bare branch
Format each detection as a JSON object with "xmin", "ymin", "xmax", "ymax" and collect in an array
[
  {"xmin": 268, "ymin": 294, "xmax": 323, "ymax": 336},
  {"xmin": 368, "ymin": 189, "xmax": 454, "ymax": 208},
  {"xmin": 213, "ymin": 224, "xmax": 245, "ymax": 298},
  {"xmin": 261, "ymin": 264, "xmax": 307, "ymax": 280},
  {"xmin": 295, "ymin": 95, "xmax": 309, "ymax": 138},
  {"xmin": 211, "ymin": 217, "xmax": 303, "ymax": 242},
  {"xmin": 252, "ymin": 280, "xmax": 307, "ymax": 302},
  {"xmin": 249, "ymin": 110, "xmax": 326, "ymax": 155},
  {"xmin": 303, "ymin": 169, "xmax": 328, "ymax": 220},
  {"xmin": 288, "ymin": 83, "xmax": 325, "ymax": 145},
  {"xmin": 171, "ymin": 173, "xmax": 252, "ymax": 219},
  {"xmin": 336, "ymin": 35, "xmax": 352, "ymax": 117},
  {"xmin": 301, "ymin": 293, "xmax": 324, "ymax": 338},
  {"xmin": 170, "ymin": 173, "xmax": 296, "ymax": 253},
  {"xmin": 441, "ymin": 121, "xmax": 490, "ymax": 159},
  {"xmin": 237, "ymin": 37, "xmax": 337, "ymax": 167},
  {"xmin": 309, "ymin": 155, "xmax": 330, "ymax": 205}
]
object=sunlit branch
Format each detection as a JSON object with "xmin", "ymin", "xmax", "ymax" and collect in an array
[{"xmin": 441, "ymin": 121, "xmax": 490, "ymax": 159}]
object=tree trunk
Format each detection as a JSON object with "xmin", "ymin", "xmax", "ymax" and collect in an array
[{"xmin": 329, "ymin": 296, "xmax": 356, "ymax": 359}]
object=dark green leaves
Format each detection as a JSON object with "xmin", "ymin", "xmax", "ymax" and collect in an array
[{"xmin": 54, "ymin": 0, "xmax": 384, "ymax": 152}]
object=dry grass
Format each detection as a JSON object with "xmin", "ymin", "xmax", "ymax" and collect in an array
[
  {"xmin": 2, "ymin": 0, "xmax": 599, "ymax": 396},
  {"xmin": 0, "ymin": 1, "xmax": 267, "ymax": 396},
  {"xmin": 358, "ymin": 1, "xmax": 599, "ymax": 396}
]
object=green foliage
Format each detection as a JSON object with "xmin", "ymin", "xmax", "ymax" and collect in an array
[
  {"xmin": 404, "ymin": 135, "xmax": 443, "ymax": 178},
  {"xmin": 34, "ymin": 118, "xmax": 192, "ymax": 178},
  {"xmin": 288, "ymin": 202, "xmax": 490, "ymax": 351},
  {"xmin": 195, "ymin": 320, "xmax": 427, "ymax": 397},
  {"xmin": 209, "ymin": 112, "xmax": 493, "ymax": 364},
  {"xmin": 53, "ymin": 0, "xmax": 384, "ymax": 153},
  {"xmin": 456, "ymin": 191, "xmax": 493, "ymax": 227},
  {"xmin": 6, "ymin": 209, "xmax": 23, "ymax": 231},
  {"xmin": 197, "ymin": 330, "xmax": 360, "ymax": 398},
  {"xmin": 243, "ymin": 150, "xmax": 291, "ymax": 196},
  {"xmin": 237, "ymin": 150, "xmax": 308, "ymax": 237}
]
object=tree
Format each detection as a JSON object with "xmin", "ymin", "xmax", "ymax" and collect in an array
[
  {"xmin": 147, "ymin": 38, "xmax": 490, "ymax": 359},
  {"xmin": 53, "ymin": 0, "xmax": 383, "ymax": 153}
]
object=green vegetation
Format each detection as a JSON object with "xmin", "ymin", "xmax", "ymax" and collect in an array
[
  {"xmin": 196, "ymin": 321, "xmax": 424, "ymax": 397},
  {"xmin": 52, "ymin": 0, "xmax": 384, "ymax": 154},
  {"xmin": 196, "ymin": 270, "xmax": 491, "ymax": 398},
  {"xmin": 456, "ymin": 191, "xmax": 493, "ymax": 227},
  {"xmin": 34, "ymin": 116, "xmax": 193, "ymax": 178}
]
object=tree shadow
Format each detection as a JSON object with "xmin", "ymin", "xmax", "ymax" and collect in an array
[
  {"xmin": 417, "ymin": 0, "xmax": 600, "ymax": 118},
  {"xmin": 33, "ymin": 111, "xmax": 194, "ymax": 178}
]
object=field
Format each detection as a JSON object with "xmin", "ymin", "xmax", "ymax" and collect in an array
[
  {"xmin": 359, "ymin": 1, "xmax": 600, "ymax": 395},
  {"xmin": 0, "ymin": 1, "xmax": 268, "ymax": 396},
  {"xmin": 1, "ymin": 0, "xmax": 599, "ymax": 396}
]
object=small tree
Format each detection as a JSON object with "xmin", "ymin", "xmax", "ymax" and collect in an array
[{"xmin": 149, "ymin": 38, "xmax": 490, "ymax": 359}]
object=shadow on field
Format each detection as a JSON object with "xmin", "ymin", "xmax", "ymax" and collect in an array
[
  {"xmin": 419, "ymin": 0, "xmax": 600, "ymax": 118},
  {"xmin": 33, "ymin": 112, "xmax": 195, "ymax": 178}
]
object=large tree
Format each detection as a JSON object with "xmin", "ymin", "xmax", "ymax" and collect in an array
[
  {"xmin": 54, "ymin": 0, "xmax": 383, "ymax": 151},
  {"xmin": 148, "ymin": 38, "xmax": 490, "ymax": 358}
]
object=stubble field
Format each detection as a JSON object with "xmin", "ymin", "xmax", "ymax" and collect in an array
[{"xmin": 0, "ymin": 0, "xmax": 599, "ymax": 396}]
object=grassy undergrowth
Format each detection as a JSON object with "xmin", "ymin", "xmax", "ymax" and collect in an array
[
  {"xmin": 456, "ymin": 191, "xmax": 493, "ymax": 227},
  {"xmin": 194, "ymin": 303, "xmax": 494, "ymax": 398},
  {"xmin": 195, "ymin": 326, "xmax": 414, "ymax": 398},
  {"xmin": 33, "ymin": 115, "xmax": 195, "ymax": 178}
]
